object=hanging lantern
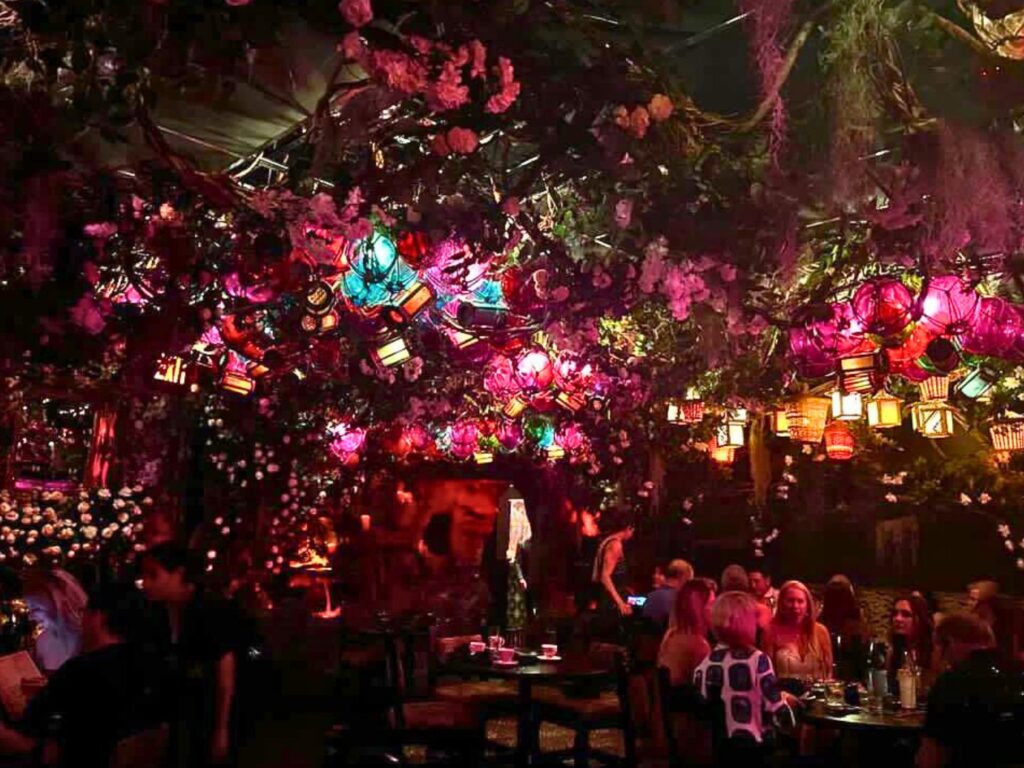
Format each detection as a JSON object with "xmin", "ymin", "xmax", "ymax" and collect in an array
[
  {"xmin": 990, "ymin": 420, "xmax": 1024, "ymax": 452},
  {"xmin": 851, "ymin": 278, "xmax": 914, "ymax": 338},
  {"xmin": 957, "ymin": 365, "xmax": 1000, "ymax": 400},
  {"xmin": 708, "ymin": 437, "xmax": 736, "ymax": 465},
  {"xmin": 546, "ymin": 445, "xmax": 566, "ymax": 460},
  {"xmin": 304, "ymin": 280, "xmax": 336, "ymax": 317},
  {"xmin": 922, "ymin": 337, "xmax": 960, "ymax": 374},
  {"xmin": 866, "ymin": 394, "xmax": 902, "ymax": 428},
  {"xmin": 786, "ymin": 396, "xmax": 830, "ymax": 443},
  {"xmin": 769, "ymin": 408, "xmax": 790, "ymax": 437},
  {"xmin": 716, "ymin": 420, "xmax": 745, "ymax": 449},
  {"xmin": 667, "ymin": 399, "xmax": 704, "ymax": 424},
  {"xmin": 919, "ymin": 275, "xmax": 980, "ymax": 336},
  {"xmin": 473, "ymin": 451, "xmax": 494, "ymax": 465},
  {"xmin": 496, "ymin": 420, "xmax": 523, "ymax": 451},
  {"xmin": 839, "ymin": 352, "xmax": 885, "ymax": 394},
  {"xmin": 886, "ymin": 324, "xmax": 936, "ymax": 375},
  {"xmin": 911, "ymin": 402, "xmax": 955, "ymax": 439},
  {"xmin": 556, "ymin": 390, "xmax": 586, "ymax": 413},
  {"xmin": 396, "ymin": 231, "xmax": 432, "ymax": 268},
  {"xmin": 154, "ymin": 355, "xmax": 187, "ymax": 386},
  {"xmin": 515, "ymin": 348, "xmax": 555, "ymax": 391},
  {"xmin": 810, "ymin": 303, "xmax": 871, "ymax": 358},
  {"xmin": 919, "ymin": 376, "xmax": 950, "ymax": 402},
  {"xmin": 728, "ymin": 408, "xmax": 749, "ymax": 424},
  {"xmin": 386, "ymin": 280, "xmax": 434, "ymax": 326},
  {"xmin": 823, "ymin": 421, "xmax": 855, "ymax": 460},
  {"xmin": 502, "ymin": 393, "xmax": 529, "ymax": 419},
  {"xmin": 319, "ymin": 311, "xmax": 339, "ymax": 334},
  {"xmin": 788, "ymin": 326, "xmax": 836, "ymax": 379},
  {"xmin": 830, "ymin": 391, "xmax": 863, "ymax": 421},
  {"xmin": 220, "ymin": 370, "xmax": 255, "ymax": 396},
  {"xmin": 372, "ymin": 336, "xmax": 411, "ymax": 367},
  {"xmin": 451, "ymin": 328, "xmax": 481, "ymax": 350},
  {"xmin": 959, "ymin": 297, "xmax": 1023, "ymax": 357}
]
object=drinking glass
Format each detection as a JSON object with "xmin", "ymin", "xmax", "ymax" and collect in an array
[{"xmin": 825, "ymin": 680, "xmax": 845, "ymax": 707}]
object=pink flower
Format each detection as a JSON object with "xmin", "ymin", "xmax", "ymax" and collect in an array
[
  {"xmin": 614, "ymin": 199, "xmax": 633, "ymax": 228},
  {"xmin": 718, "ymin": 264, "xmax": 737, "ymax": 282},
  {"xmin": 485, "ymin": 57, "xmax": 521, "ymax": 114},
  {"xmin": 369, "ymin": 50, "xmax": 427, "ymax": 94},
  {"xmin": 502, "ymin": 197, "xmax": 521, "ymax": 217},
  {"xmin": 427, "ymin": 61, "xmax": 470, "ymax": 112},
  {"xmin": 339, "ymin": 0, "xmax": 373, "ymax": 27},
  {"xmin": 430, "ymin": 134, "xmax": 451, "ymax": 156},
  {"xmin": 648, "ymin": 93, "xmax": 674, "ymax": 122},
  {"xmin": 69, "ymin": 295, "xmax": 107, "ymax": 335},
  {"xmin": 628, "ymin": 106, "xmax": 650, "ymax": 139},
  {"xmin": 446, "ymin": 127, "xmax": 479, "ymax": 154},
  {"xmin": 83, "ymin": 222, "xmax": 117, "ymax": 239},
  {"xmin": 409, "ymin": 36, "xmax": 433, "ymax": 55},
  {"xmin": 592, "ymin": 266, "xmax": 613, "ymax": 289},
  {"xmin": 340, "ymin": 32, "xmax": 366, "ymax": 61},
  {"xmin": 469, "ymin": 40, "xmax": 487, "ymax": 79}
]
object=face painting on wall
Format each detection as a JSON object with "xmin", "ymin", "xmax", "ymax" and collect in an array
[{"xmin": 404, "ymin": 479, "xmax": 506, "ymax": 566}]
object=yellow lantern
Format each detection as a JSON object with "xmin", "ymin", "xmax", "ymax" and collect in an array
[
  {"xmin": 386, "ymin": 281, "xmax": 434, "ymax": 325},
  {"xmin": 911, "ymin": 402, "xmax": 955, "ymax": 439},
  {"xmin": 667, "ymin": 399, "xmax": 704, "ymax": 424},
  {"xmin": 556, "ymin": 390, "xmax": 586, "ymax": 413},
  {"xmin": 919, "ymin": 376, "xmax": 950, "ymax": 402},
  {"xmin": 867, "ymin": 394, "xmax": 902, "ymax": 429},
  {"xmin": 220, "ymin": 370, "xmax": 255, "ymax": 396},
  {"xmin": 769, "ymin": 408, "xmax": 789, "ymax": 437},
  {"xmin": 786, "ymin": 396, "xmax": 830, "ymax": 443},
  {"xmin": 839, "ymin": 353, "xmax": 883, "ymax": 394},
  {"xmin": 708, "ymin": 437, "xmax": 736, "ymax": 465},
  {"xmin": 546, "ymin": 445, "xmax": 566, "ymax": 460},
  {"xmin": 502, "ymin": 393, "xmax": 529, "ymax": 419},
  {"xmin": 830, "ymin": 391, "xmax": 863, "ymax": 421},
  {"xmin": 154, "ymin": 355, "xmax": 187, "ymax": 386},
  {"xmin": 990, "ymin": 420, "xmax": 1024, "ymax": 452},
  {"xmin": 452, "ymin": 329, "xmax": 481, "ymax": 350},
  {"xmin": 473, "ymin": 451, "xmax": 494, "ymax": 465},
  {"xmin": 372, "ymin": 336, "xmax": 411, "ymax": 367},
  {"xmin": 716, "ymin": 420, "xmax": 745, "ymax": 449}
]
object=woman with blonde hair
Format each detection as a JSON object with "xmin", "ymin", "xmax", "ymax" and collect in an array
[
  {"xmin": 762, "ymin": 580, "xmax": 833, "ymax": 679},
  {"xmin": 23, "ymin": 569, "xmax": 88, "ymax": 673}
]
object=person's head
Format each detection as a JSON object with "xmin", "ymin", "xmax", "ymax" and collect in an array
[
  {"xmin": 776, "ymin": 580, "xmax": 815, "ymax": 630},
  {"xmin": 933, "ymin": 612, "xmax": 995, "ymax": 669},
  {"xmin": 720, "ymin": 564, "xmax": 749, "ymax": 593},
  {"xmin": 966, "ymin": 580, "xmax": 998, "ymax": 611},
  {"xmin": 651, "ymin": 565, "xmax": 666, "ymax": 590},
  {"xmin": 23, "ymin": 569, "xmax": 88, "ymax": 638},
  {"xmin": 673, "ymin": 578, "xmax": 714, "ymax": 635},
  {"xmin": 891, "ymin": 593, "xmax": 934, "ymax": 659},
  {"xmin": 820, "ymin": 576, "xmax": 861, "ymax": 634},
  {"xmin": 81, "ymin": 582, "xmax": 149, "ymax": 649},
  {"xmin": 710, "ymin": 591, "xmax": 758, "ymax": 649},
  {"xmin": 664, "ymin": 558, "xmax": 694, "ymax": 588},
  {"xmin": 748, "ymin": 569, "xmax": 771, "ymax": 598},
  {"xmin": 140, "ymin": 543, "xmax": 198, "ymax": 603},
  {"xmin": 696, "ymin": 577, "xmax": 717, "ymax": 603}
]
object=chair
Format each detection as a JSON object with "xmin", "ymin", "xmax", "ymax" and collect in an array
[
  {"xmin": 532, "ymin": 645, "xmax": 637, "ymax": 767},
  {"xmin": 108, "ymin": 724, "xmax": 170, "ymax": 768},
  {"xmin": 431, "ymin": 633, "xmax": 517, "ymax": 710},
  {"xmin": 656, "ymin": 667, "xmax": 713, "ymax": 768}
]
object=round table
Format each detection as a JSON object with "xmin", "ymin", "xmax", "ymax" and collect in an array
[
  {"xmin": 802, "ymin": 701, "xmax": 925, "ymax": 767},
  {"xmin": 802, "ymin": 702, "xmax": 925, "ymax": 733},
  {"xmin": 447, "ymin": 653, "xmax": 612, "ymax": 767}
]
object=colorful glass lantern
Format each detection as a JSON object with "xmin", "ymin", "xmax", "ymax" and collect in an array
[
  {"xmin": 830, "ymin": 391, "xmax": 863, "ymax": 421},
  {"xmin": 811, "ymin": 302, "xmax": 872, "ymax": 358},
  {"xmin": 886, "ymin": 324, "xmax": 936, "ymax": 372},
  {"xmin": 922, "ymin": 337, "xmax": 960, "ymax": 374},
  {"xmin": 839, "ymin": 352, "xmax": 884, "ymax": 394},
  {"xmin": 959, "ymin": 297, "xmax": 1023, "ymax": 357},
  {"xmin": 473, "ymin": 451, "xmax": 494, "ymax": 465},
  {"xmin": 716, "ymin": 419, "xmax": 745, "ymax": 449},
  {"xmin": 220, "ymin": 370, "xmax": 255, "ymax": 396},
  {"xmin": 556, "ymin": 390, "xmax": 586, "ymax": 413},
  {"xmin": 451, "ymin": 329, "xmax": 481, "ymax": 350},
  {"xmin": 372, "ymin": 336, "xmax": 411, "ymax": 367},
  {"xmin": 154, "ymin": 355, "xmax": 187, "ymax": 386},
  {"xmin": 990, "ymin": 420, "xmax": 1024, "ymax": 452},
  {"xmin": 866, "ymin": 394, "xmax": 902, "ymax": 428},
  {"xmin": 957, "ymin": 365, "xmax": 999, "ymax": 400},
  {"xmin": 788, "ymin": 326, "xmax": 836, "ymax": 379},
  {"xmin": 546, "ymin": 445, "xmax": 566, "ymax": 460},
  {"xmin": 304, "ymin": 280, "xmax": 336, "ymax": 316},
  {"xmin": 919, "ymin": 275, "xmax": 980, "ymax": 336},
  {"xmin": 396, "ymin": 231, "xmax": 432, "ymax": 268},
  {"xmin": 823, "ymin": 421, "xmax": 855, "ymax": 460},
  {"xmin": 769, "ymin": 408, "xmax": 790, "ymax": 437},
  {"xmin": 910, "ymin": 402, "xmax": 955, "ymax": 438},
  {"xmin": 386, "ymin": 280, "xmax": 434, "ymax": 325},
  {"xmin": 515, "ymin": 348, "xmax": 555, "ymax": 391},
  {"xmin": 502, "ymin": 393, "xmax": 529, "ymax": 419},
  {"xmin": 919, "ymin": 376, "xmax": 950, "ymax": 402},
  {"xmin": 496, "ymin": 421, "xmax": 523, "ymax": 451},
  {"xmin": 786, "ymin": 396, "xmax": 830, "ymax": 443},
  {"xmin": 852, "ymin": 278, "xmax": 914, "ymax": 338},
  {"xmin": 319, "ymin": 311, "xmax": 339, "ymax": 334}
]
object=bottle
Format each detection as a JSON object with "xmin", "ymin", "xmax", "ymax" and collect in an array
[
  {"xmin": 866, "ymin": 639, "xmax": 887, "ymax": 712},
  {"xmin": 897, "ymin": 652, "xmax": 917, "ymax": 710}
]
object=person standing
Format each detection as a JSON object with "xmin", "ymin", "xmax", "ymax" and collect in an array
[
  {"xmin": 643, "ymin": 559, "xmax": 693, "ymax": 629},
  {"xmin": 592, "ymin": 510, "xmax": 636, "ymax": 618}
]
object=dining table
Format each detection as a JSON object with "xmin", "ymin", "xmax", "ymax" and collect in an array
[
  {"xmin": 446, "ymin": 651, "xmax": 613, "ymax": 768},
  {"xmin": 801, "ymin": 700, "xmax": 926, "ymax": 767}
]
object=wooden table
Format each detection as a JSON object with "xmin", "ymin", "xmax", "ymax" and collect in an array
[
  {"xmin": 802, "ymin": 701, "xmax": 925, "ymax": 767},
  {"xmin": 448, "ymin": 653, "xmax": 612, "ymax": 768},
  {"xmin": 802, "ymin": 701, "xmax": 925, "ymax": 733}
]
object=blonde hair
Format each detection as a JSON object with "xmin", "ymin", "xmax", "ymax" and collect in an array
[
  {"xmin": 24, "ymin": 569, "xmax": 87, "ymax": 637},
  {"xmin": 710, "ymin": 591, "xmax": 758, "ymax": 648},
  {"xmin": 666, "ymin": 558, "xmax": 694, "ymax": 583},
  {"xmin": 775, "ymin": 580, "xmax": 822, "ymax": 655}
]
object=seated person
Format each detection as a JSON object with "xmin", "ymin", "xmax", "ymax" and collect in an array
[
  {"xmin": 0, "ymin": 582, "xmax": 170, "ymax": 768},
  {"xmin": 917, "ymin": 612, "xmax": 1024, "ymax": 768},
  {"xmin": 694, "ymin": 591, "xmax": 795, "ymax": 766},
  {"xmin": 658, "ymin": 579, "xmax": 712, "ymax": 685},
  {"xmin": 644, "ymin": 558, "xmax": 694, "ymax": 629}
]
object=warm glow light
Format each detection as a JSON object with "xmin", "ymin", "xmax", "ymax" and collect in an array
[
  {"xmin": 220, "ymin": 371, "xmax": 255, "ymax": 396},
  {"xmin": 786, "ymin": 396, "xmax": 830, "ymax": 443},
  {"xmin": 717, "ymin": 420, "xmax": 745, "ymax": 448},
  {"xmin": 911, "ymin": 402, "xmax": 955, "ymax": 439},
  {"xmin": 830, "ymin": 391, "xmax": 863, "ymax": 421},
  {"xmin": 546, "ymin": 445, "xmax": 566, "ymax": 460},
  {"xmin": 839, "ymin": 353, "xmax": 882, "ymax": 393},
  {"xmin": 867, "ymin": 394, "xmax": 902, "ymax": 429},
  {"xmin": 372, "ymin": 336, "xmax": 411, "ymax": 367},
  {"xmin": 502, "ymin": 394, "xmax": 528, "ymax": 419},
  {"xmin": 957, "ymin": 367, "xmax": 999, "ymax": 400},
  {"xmin": 387, "ymin": 281, "xmax": 434, "ymax": 325},
  {"xmin": 154, "ymin": 355, "xmax": 186, "ymax": 386},
  {"xmin": 770, "ymin": 409, "xmax": 789, "ymax": 437},
  {"xmin": 823, "ymin": 421, "xmax": 855, "ymax": 460},
  {"xmin": 990, "ymin": 421, "xmax": 1024, "ymax": 452},
  {"xmin": 667, "ymin": 399, "xmax": 704, "ymax": 424},
  {"xmin": 556, "ymin": 390, "xmax": 586, "ymax": 412},
  {"xmin": 473, "ymin": 451, "xmax": 494, "ymax": 464},
  {"xmin": 919, "ymin": 376, "xmax": 950, "ymax": 402},
  {"xmin": 452, "ymin": 329, "xmax": 481, "ymax": 349}
]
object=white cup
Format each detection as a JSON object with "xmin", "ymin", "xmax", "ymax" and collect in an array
[{"xmin": 541, "ymin": 644, "xmax": 558, "ymax": 658}]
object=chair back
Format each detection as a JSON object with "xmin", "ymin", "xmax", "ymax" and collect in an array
[
  {"xmin": 656, "ymin": 667, "xmax": 715, "ymax": 768},
  {"xmin": 108, "ymin": 724, "xmax": 169, "ymax": 768}
]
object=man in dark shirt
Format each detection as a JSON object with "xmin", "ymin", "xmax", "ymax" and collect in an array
[
  {"xmin": 0, "ymin": 582, "xmax": 169, "ymax": 767},
  {"xmin": 918, "ymin": 612, "xmax": 1024, "ymax": 768},
  {"xmin": 642, "ymin": 558, "xmax": 693, "ymax": 629}
]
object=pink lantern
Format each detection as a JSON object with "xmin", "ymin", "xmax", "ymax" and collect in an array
[
  {"xmin": 810, "ymin": 303, "xmax": 873, "ymax": 358},
  {"xmin": 788, "ymin": 326, "xmax": 836, "ymax": 378},
  {"xmin": 553, "ymin": 352, "xmax": 594, "ymax": 393},
  {"xmin": 423, "ymin": 238, "xmax": 491, "ymax": 295},
  {"xmin": 497, "ymin": 421, "xmax": 523, "ymax": 451},
  {"xmin": 403, "ymin": 423, "xmax": 431, "ymax": 452},
  {"xmin": 851, "ymin": 279, "xmax": 914, "ymax": 338},
  {"xmin": 328, "ymin": 423, "xmax": 366, "ymax": 465},
  {"xmin": 484, "ymin": 355, "xmax": 520, "ymax": 399},
  {"xmin": 919, "ymin": 275, "xmax": 979, "ymax": 336},
  {"xmin": 959, "ymin": 297, "xmax": 1023, "ymax": 357},
  {"xmin": 449, "ymin": 421, "xmax": 480, "ymax": 460},
  {"xmin": 555, "ymin": 424, "xmax": 588, "ymax": 455},
  {"xmin": 515, "ymin": 348, "xmax": 555, "ymax": 391}
]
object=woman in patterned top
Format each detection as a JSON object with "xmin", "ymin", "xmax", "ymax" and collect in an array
[{"xmin": 695, "ymin": 591, "xmax": 795, "ymax": 765}]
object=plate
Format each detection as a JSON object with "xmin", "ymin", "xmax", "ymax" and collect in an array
[
  {"xmin": 493, "ymin": 659, "xmax": 519, "ymax": 667},
  {"xmin": 538, "ymin": 655, "xmax": 563, "ymax": 662}
]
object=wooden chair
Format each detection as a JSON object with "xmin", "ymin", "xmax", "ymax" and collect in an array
[
  {"xmin": 657, "ymin": 667, "xmax": 714, "ymax": 768},
  {"xmin": 532, "ymin": 645, "xmax": 637, "ymax": 768},
  {"xmin": 108, "ymin": 724, "xmax": 170, "ymax": 768}
]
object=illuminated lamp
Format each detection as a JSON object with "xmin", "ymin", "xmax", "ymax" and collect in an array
[
  {"xmin": 830, "ymin": 391, "xmax": 863, "ymax": 421},
  {"xmin": 300, "ymin": 314, "xmax": 319, "ymax": 333},
  {"xmin": 246, "ymin": 361, "xmax": 271, "ymax": 378},
  {"xmin": 154, "ymin": 355, "xmax": 187, "ymax": 386},
  {"xmin": 728, "ymin": 408, "xmax": 749, "ymax": 424},
  {"xmin": 452, "ymin": 329, "xmax": 481, "ymax": 350},
  {"xmin": 823, "ymin": 421, "xmax": 855, "ymax": 460},
  {"xmin": 839, "ymin": 353, "xmax": 885, "ymax": 394},
  {"xmin": 304, "ymin": 281, "xmax": 336, "ymax": 316},
  {"xmin": 502, "ymin": 393, "xmax": 529, "ymax": 419},
  {"xmin": 785, "ymin": 396, "xmax": 830, "ymax": 443},
  {"xmin": 911, "ymin": 402, "xmax": 955, "ymax": 439},
  {"xmin": 667, "ymin": 399, "xmax": 704, "ymax": 424},
  {"xmin": 708, "ymin": 437, "xmax": 736, "ymax": 465},
  {"xmin": 851, "ymin": 278, "xmax": 915, "ymax": 338},
  {"xmin": 515, "ymin": 348, "xmax": 555, "ymax": 391},
  {"xmin": 990, "ymin": 420, "xmax": 1024, "ymax": 452},
  {"xmin": 386, "ymin": 281, "xmax": 434, "ymax": 325},
  {"xmin": 556, "ymin": 390, "xmax": 586, "ymax": 412},
  {"xmin": 473, "ymin": 451, "xmax": 494, "ymax": 465},
  {"xmin": 190, "ymin": 341, "xmax": 221, "ymax": 370},
  {"xmin": 319, "ymin": 311, "xmax": 339, "ymax": 333},
  {"xmin": 769, "ymin": 408, "xmax": 789, "ymax": 437},
  {"xmin": 957, "ymin": 365, "xmax": 999, "ymax": 400},
  {"xmin": 371, "ymin": 336, "xmax": 411, "ymax": 367},
  {"xmin": 960, "ymin": 297, "xmax": 1022, "ymax": 357},
  {"xmin": 866, "ymin": 394, "xmax": 902, "ymax": 428},
  {"xmin": 919, "ymin": 275, "xmax": 980, "ymax": 336},
  {"xmin": 919, "ymin": 376, "xmax": 950, "ymax": 402},
  {"xmin": 396, "ymin": 231, "xmax": 432, "ymax": 268},
  {"xmin": 220, "ymin": 370, "xmax": 255, "ymax": 396},
  {"xmin": 716, "ymin": 419, "xmax": 745, "ymax": 449},
  {"xmin": 546, "ymin": 445, "xmax": 566, "ymax": 460}
]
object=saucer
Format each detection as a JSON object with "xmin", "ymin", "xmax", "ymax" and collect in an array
[
  {"xmin": 494, "ymin": 659, "xmax": 519, "ymax": 667},
  {"xmin": 538, "ymin": 655, "xmax": 563, "ymax": 662}
]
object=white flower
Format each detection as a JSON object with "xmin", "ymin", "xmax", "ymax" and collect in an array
[
  {"xmin": 3, "ymin": 512, "xmax": 16, "ymax": 523},
  {"xmin": 96, "ymin": 489, "xmax": 111, "ymax": 499},
  {"xmin": 118, "ymin": 487, "xmax": 133, "ymax": 498},
  {"xmin": 998, "ymin": 524, "xmax": 1011, "ymax": 538},
  {"xmin": 783, "ymin": 473, "xmax": 797, "ymax": 484},
  {"xmin": 77, "ymin": 502, "xmax": 90, "ymax": 513},
  {"xmin": 682, "ymin": 499, "xmax": 693, "ymax": 511},
  {"xmin": 959, "ymin": 493, "xmax": 973, "ymax": 505},
  {"xmin": 1018, "ymin": 559, "xmax": 1024, "ymax": 571},
  {"xmin": 801, "ymin": 444, "xmax": 813, "ymax": 455},
  {"xmin": 979, "ymin": 493, "xmax": 992, "ymax": 505},
  {"xmin": 101, "ymin": 528, "xmax": 114, "ymax": 539},
  {"xmin": 143, "ymin": 497, "xmax": 153, "ymax": 506},
  {"xmin": 267, "ymin": 463, "xmax": 280, "ymax": 474},
  {"xmin": 681, "ymin": 517, "xmax": 693, "ymax": 526},
  {"xmin": 784, "ymin": 455, "xmax": 794, "ymax": 467},
  {"xmin": 132, "ymin": 485, "xmax": 142, "ymax": 493},
  {"xmin": 0, "ymin": 504, "xmax": 8, "ymax": 514},
  {"xmin": 82, "ymin": 526, "xmax": 98, "ymax": 540},
  {"xmin": 1005, "ymin": 539, "xmax": 1016, "ymax": 552},
  {"xmin": 80, "ymin": 513, "xmax": 92, "ymax": 524},
  {"xmin": 41, "ymin": 525, "xmax": 54, "ymax": 537},
  {"xmin": 885, "ymin": 493, "xmax": 899, "ymax": 503},
  {"xmin": 117, "ymin": 513, "xmax": 128, "ymax": 524}
]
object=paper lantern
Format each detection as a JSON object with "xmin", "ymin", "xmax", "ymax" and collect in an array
[
  {"xmin": 769, "ymin": 409, "xmax": 790, "ymax": 437},
  {"xmin": 919, "ymin": 376, "xmax": 950, "ymax": 402},
  {"xmin": 957, "ymin": 366, "xmax": 1000, "ymax": 400},
  {"xmin": 386, "ymin": 281, "xmax": 434, "ymax": 325},
  {"xmin": 839, "ymin": 352, "xmax": 885, "ymax": 393},
  {"xmin": 473, "ymin": 451, "xmax": 494, "ymax": 465},
  {"xmin": 556, "ymin": 390, "xmax": 586, "ymax": 413},
  {"xmin": 496, "ymin": 421, "xmax": 523, "ymax": 451},
  {"xmin": 823, "ymin": 421, "xmax": 855, "ymax": 460},
  {"xmin": 546, "ymin": 445, "xmax": 566, "ymax": 460},
  {"xmin": 911, "ymin": 402, "xmax": 955, "ymax": 439},
  {"xmin": 810, "ymin": 303, "xmax": 871, "ymax": 358},
  {"xmin": 708, "ymin": 437, "xmax": 736, "ymax": 465},
  {"xmin": 667, "ymin": 399, "xmax": 704, "ymax": 424},
  {"xmin": 451, "ymin": 329, "xmax": 481, "ymax": 350},
  {"xmin": 556, "ymin": 424, "xmax": 588, "ymax": 455},
  {"xmin": 502, "ymin": 394, "xmax": 529, "ymax": 419},
  {"xmin": 866, "ymin": 394, "xmax": 902, "ymax": 428},
  {"xmin": 372, "ymin": 336, "xmax": 411, "ymax": 367},
  {"xmin": 919, "ymin": 275, "xmax": 979, "ymax": 336},
  {"xmin": 788, "ymin": 326, "xmax": 836, "ymax": 379},
  {"xmin": 304, "ymin": 281, "xmax": 336, "ymax": 316},
  {"xmin": 716, "ymin": 420, "xmax": 745, "ymax": 449},
  {"xmin": 515, "ymin": 349, "xmax": 555, "ymax": 391},
  {"xmin": 852, "ymin": 278, "xmax": 914, "ymax": 338},
  {"xmin": 959, "ymin": 297, "xmax": 1023, "ymax": 357},
  {"xmin": 786, "ymin": 396, "xmax": 830, "ymax": 443},
  {"xmin": 396, "ymin": 231, "xmax": 432, "ymax": 268},
  {"xmin": 154, "ymin": 355, "xmax": 187, "ymax": 386},
  {"xmin": 886, "ymin": 324, "xmax": 936, "ymax": 370},
  {"xmin": 450, "ymin": 421, "xmax": 480, "ymax": 460},
  {"xmin": 922, "ymin": 337, "xmax": 960, "ymax": 374},
  {"xmin": 830, "ymin": 391, "xmax": 863, "ymax": 421},
  {"xmin": 220, "ymin": 370, "xmax": 255, "ymax": 396},
  {"xmin": 990, "ymin": 420, "xmax": 1024, "ymax": 452}
]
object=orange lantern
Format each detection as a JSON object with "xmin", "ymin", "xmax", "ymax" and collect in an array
[
  {"xmin": 823, "ymin": 421, "xmax": 855, "ymax": 460},
  {"xmin": 990, "ymin": 420, "xmax": 1024, "ymax": 452},
  {"xmin": 919, "ymin": 376, "xmax": 950, "ymax": 402},
  {"xmin": 769, "ymin": 408, "xmax": 790, "ymax": 437},
  {"xmin": 786, "ymin": 396, "xmax": 830, "ymax": 443},
  {"xmin": 867, "ymin": 394, "xmax": 902, "ymax": 429}
]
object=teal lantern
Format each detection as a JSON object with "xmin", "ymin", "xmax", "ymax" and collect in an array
[{"xmin": 957, "ymin": 365, "xmax": 1000, "ymax": 400}]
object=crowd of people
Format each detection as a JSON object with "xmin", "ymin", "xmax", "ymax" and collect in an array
[
  {"xmin": 591, "ymin": 517, "xmax": 1024, "ymax": 767},
  {"xmin": 0, "ymin": 543, "xmax": 255, "ymax": 768}
]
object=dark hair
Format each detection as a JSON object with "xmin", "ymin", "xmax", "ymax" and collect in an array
[
  {"xmin": 820, "ymin": 579, "xmax": 862, "ymax": 638},
  {"xmin": 600, "ymin": 508, "xmax": 634, "ymax": 534},
  {"xmin": 141, "ymin": 542, "xmax": 201, "ymax": 583},
  {"xmin": 720, "ymin": 564, "xmax": 749, "ymax": 592},
  {"xmin": 87, "ymin": 582, "xmax": 149, "ymax": 642},
  {"xmin": 892, "ymin": 593, "xmax": 933, "ymax": 664},
  {"xmin": 936, "ymin": 612, "xmax": 996, "ymax": 649}
]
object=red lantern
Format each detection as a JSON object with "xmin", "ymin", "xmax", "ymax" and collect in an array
[
  {"xmin": 823, "ymin": 421, "xmax": 855, "ymax": 460},
  {"xmin": 515, "ymin": 348, "xmax": 555, "ymax": 391},
  {"xmin": 919, "ymin": 275, "xmax": 980, "ymax": 336},
  {"xmin": 852, "ymin": 279, "xmax": 914, "ymax": 338},
  {"xmin": 397, "ymin": 231, "xmax": 432, "ymax": 268},
  {"xmin": 810, "ymin": 303, "xmax": 872, "ymax": 358}
]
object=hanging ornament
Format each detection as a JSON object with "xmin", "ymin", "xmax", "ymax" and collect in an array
[
  {"xmin": 919, "ymin": 276, "xmax": 980, "ymax": 336},
  {"xmin": 810, "ymin": 303, "xmax": 873, "ymax": 359},
  {"xmin": 788, "ymin": 326, "xmax": 836, "ymax": 379},
  {"xmin": 957, "ymin": 365, "xmax": 1000, "ymax": 399},
  {"xmin": 449, "ymin": 421, "xmax": 480, "ymax": 460},
  {"xmin": 911, "ymin": 402, "xmax": 955, "ymax": 439},
  {"xmin": 785, "ymin": 396, "xmax": 830, "ymax": 443},
  {"xmin": 839, "ymin": 352, "xmax": 886, "ymax": 394},
  {"xmin": 496, "ymin": 421, "xmax": 523, "ymax": 451},
  {"xmin": 396, "ymin": 231, "xmax": 433, "ymax": 268},
  {"xmin": 922, "ymin": 337, "xmax": 960, "ymax": 374},
  {"xmin": 991, "ymin": 419, "xmax": 1024, "ymax": 452},
  {"xmin": 515, "ymin": 348, "xmax": 555, "ymax": 392},
  {"xmin": 484, "ymin": 356, "xmax": 520, "ymax": 400},
  {"xmin": 523, "ymin": 414, "xmax": 554, "ymax": 446},
  {"xmin": 328, "ymin": 423, "xmax": 367, "ymax": 465},
  {"xmin": 830, "ymin": 391, "xmax": 863, "ymax": 421},
  {"xmin": 866, "ymin": 394, "xmax": 902, "ymax": 428},
  {"xmin": 851, "ymin": 278, "xmax": 914, "ymax": 338},
  {"xmin": 919, "ymin": 376, "xmax": 950, "ymax": 402},
  {"xmin": 823, "ymin": 421, "xmax": 855, "ymax": 460},
  {"xmin": 769, "ymin": 408, "xmax": 790, "ymax": 437},
  {"xmin": 959, "ymin": 297, "xmax": 1023, "ymax": 357}
]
